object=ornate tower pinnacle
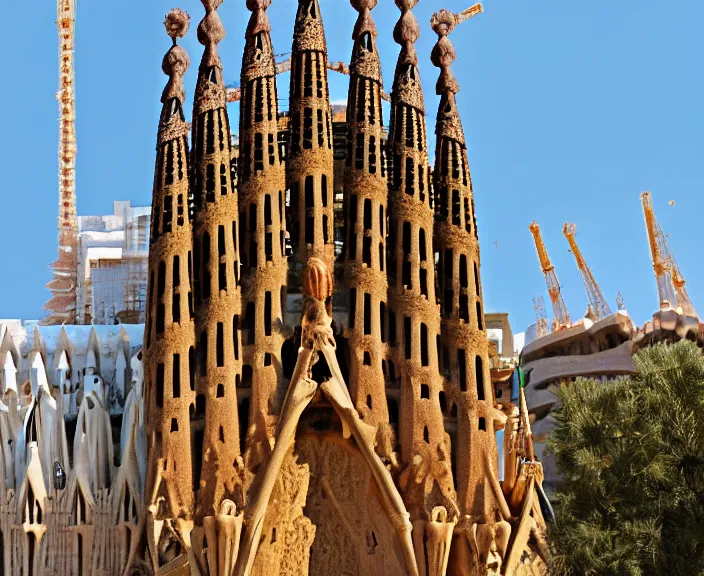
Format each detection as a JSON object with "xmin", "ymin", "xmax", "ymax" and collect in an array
[
  {"xmin": 388, "ymin": 0, "xmax": 457, "ymax": 526},
  {"xmin": 430, "ymin": 4, "xmax": 511, "ymax": 525},
  {"xmin": 238, "ymin": 0, "xmax": 290, "ymax": 447},
  {"xmin": 144, "ymin": 9, "xmax": 200, "ymax": 571},
  {"xmin": 190, "ymin": 0, "xmax": 245, "ymax": 541},
  {"xmin": 343, "ymin": 0, "xmax": 389, "ymax": 428},
  {"xmin": 286, "ymin": 0, "xmax": 335, "ymax": 282}
]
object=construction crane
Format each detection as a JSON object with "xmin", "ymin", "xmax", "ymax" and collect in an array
[
  {"xmin": 641, "ymin": 191, "xmax": 698, "ymax": 318},
  {"xmin": 225, "ymin": 54, "xmax": 391, "ymax": 103},
  {"xmin": 43, "ymin": 0, "xmax": 79, "ymax": 325},
  {"xmin": 562, "ymin": 223, "xmax": 612, "ymax": 321},
  {"xmin": 529, "ymin": 221, "xmax": 571, "ymax": 331},
  {"xmin": 533, "ymin": 295, "xmax": 549, "ymax": 338}
]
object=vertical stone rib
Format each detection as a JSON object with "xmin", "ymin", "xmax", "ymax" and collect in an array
[
  {"xmin": 388, "ymin": 0, "xmax": 453, "ymax": 517},
  {"xmin": 238, "ymin": 0, "xmax": 289, "ymax": 443},
  {"xmin": 431, "ymin": 9, "xmax": 503, "ymax": 520},
  {"xmin": 144, "ymin": 9, "xmax": 196, "ymax": 525},
  {"xmin": 343, "ymin": 0, "xmax": 389, "ymax": 426},
  {"xmin": 191, "ymin": 0, "xmax": 243, "ymax": 521},
  {"xmin": 287, "ymin": 0, "xmax": 336, "ymax": 282}
]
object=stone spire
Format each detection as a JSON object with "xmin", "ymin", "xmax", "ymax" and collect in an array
[
  {"xmin": 190, "ymin": 0, "xmax": 245, "ymax": 530},
  {"xmin": 238, "ymin": 0, "xmax": 290, "ymax": 446},
  {"xmin": 286, "ymin": 0, "xmax": 335, "ymax": 289},
  {"xmin": 342, "ymin": 0, "xmax": 389, "ymax": 427},
  {"xmin": 143, "ymin": 9, "xmax": 199, "ymax": 570},
  {"xmin": 388, "ymin": 0, "xmax": 456, "ymax": 520},
  {"xmin": 431, "ymin": 6, "xmax": 509, "ymax": 523}
]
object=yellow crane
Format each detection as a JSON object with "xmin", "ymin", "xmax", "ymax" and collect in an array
[
  {"xmin": 641, "ymin": 191, "xmax": 698, "ymax": 318},
  {"xmin": 562, "ymin": 223, "xmax": 612, "ymax": 320},
  {"xmin": 529, "ymin": 221, "xmax": 571, "ymax": 331}
]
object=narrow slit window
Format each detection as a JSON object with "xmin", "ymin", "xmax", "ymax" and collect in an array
[
  {"xmin": 172, "ymin": 354, "xmax": 180, "ymax": 398},
  {"xmin": 364, "ymin": 293, "xmax": 372, "ymax": 335},
  {"xmin": 405, "ymin": 157, "xmax": 414, "ymax": 196},
  {"xmin": 380, "ymin": 302, "xmax": 386, "ymax": 342},
  {"xmin": 189, "ymin": 347, "xmax": 196, "ymax": 391},
  {"xmin": 264, "ymin": 194, "xmax": 272, "ymax": 226},
  {"xmin": 477, "ymin": 301, "xmax": 484, "ymax": 330},
  {"xmin": 233, "ymin": 315, "xmax": 240, "ymax": 360},
  {"xmin": 216, "ymin": 323, "xmax": 224, "ymax": 367},
  {"xmin": 420, "ymin": 323, "xmax": 429, "ymax": 366},
  {"xmin": 264, "ymin": 292, "xmax": 272, "ymax": 336},
  {"xmin": 458, "ymin": 349, "xmax": 467, "ymax": 392},
  {"xmin": 476, "ymin": 355, "xmax": 485, "ymax": 401},
  {"xmin": 404, "ymin": 316, "xmax": 412, "ymax": 360}
]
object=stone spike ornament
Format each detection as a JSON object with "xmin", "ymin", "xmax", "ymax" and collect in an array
[
  {"xmin": 387, "ymin": 1, "xmax": 458, "ymax": 573},
  {"xmin": 342, "ymin": 0, "xmax": 390, "ymax": 431},
  {"xmin": 190, "ymin": 0, "xmax": 246, "ymax": 565},
  {"xmin": 143, "ymin": 9, "xmax": 201, "ymax": 573}
]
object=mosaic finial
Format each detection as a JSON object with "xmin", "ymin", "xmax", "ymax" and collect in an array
[
  {"xmin": 164, "ymin": 8, "xmax": 190, "ymax": 44},
  {"xmin": 162, "ymin": 9, "xmax": 191, "ymax": 104},
  {"xmin": 350, "ymin": 0, "xmax": 378, "ymax": 40},
  {"xmin": 197, "ymin": 0, "xmax": 226, "ymax": 68},
  {"xmin": 393, "ymin": 0, "xmax": 420, "ymax": 66},
  {"xmin": 245, "ymin": 0, "xmax": 272, "ymax": 37},
  {"xmin": 430, "ymin": 4, "xmax": 482, "ymax": 94}
]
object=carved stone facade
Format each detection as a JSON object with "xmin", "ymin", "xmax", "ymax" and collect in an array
[
  {"xmin": 9, "ymin": 1, "xmax": 553, "ymax": 574},
  {"xmin": 137, "ymin": 2, "xmax": 550, "ymax": 575},
  {"xmin": 0, "ymin": 321, "xmax": 145, "ymax": 576}
]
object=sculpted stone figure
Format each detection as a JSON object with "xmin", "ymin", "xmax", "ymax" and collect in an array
[{"xmin": 235, "ymin": 259, "xmax": 419, "ymax": 576}]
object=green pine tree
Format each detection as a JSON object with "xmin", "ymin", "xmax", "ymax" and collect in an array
[{"xmin": 546, "ymin": 340, "xmax": 704, "ymax": 576}]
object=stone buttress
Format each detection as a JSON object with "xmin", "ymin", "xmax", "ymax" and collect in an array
[
  {"xmin": 286, "ymin": 0, "xmax": 336, "ymax": 283},
  {"xmin": 190, "ymin": 0, "xmax": 245, "ymax": 525},
  {"xmin": 238, "ymin": 0, "xmax": 290, "ymax": 444},
  {"xmin": 343, "ymin": 0, "xmax": 389, "ymax": 426},
  {"xmin": 143, "ymin": 9, "xmax": 199, "ymax": 569},
  {"xmin": 431, "ymin": 9, "xmax": 508, "ymax": 523}
]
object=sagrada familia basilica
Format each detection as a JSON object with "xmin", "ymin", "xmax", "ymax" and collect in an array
[{"xmin": 0, "ymin": 0, "xmax": 550, "ymax": 574}]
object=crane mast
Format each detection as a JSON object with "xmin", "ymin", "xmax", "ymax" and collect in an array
[
  {"xmin": 56, "ymin": 0, "xmax": 78, "ymax": 239},
  {"xmin": 533, "ymin": 295, "xmax": 549, "ymax": 338},
  {"xmin": 641, "ymin": 192, "xmax": 697, "ymax": 318},
  {"xmin": 43, "ymin": 0, "xmax": 79, "ymax": 325},
  {"xmin": 529, "ymin": 221, "xmax": 571, "ymax": 331},
  {"xmin": 563, "ymin": 223, "xmax": 612, "ymax": 320}
]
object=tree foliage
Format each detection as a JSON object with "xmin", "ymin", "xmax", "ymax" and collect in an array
[{"xmin": 547, "ymin": 340, "xmax": 704, "ymax": 575}]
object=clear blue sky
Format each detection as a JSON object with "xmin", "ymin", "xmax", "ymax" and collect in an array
[{"xmin": 1, "ymin": 0, "xmax": 702, "ymax": 335}]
